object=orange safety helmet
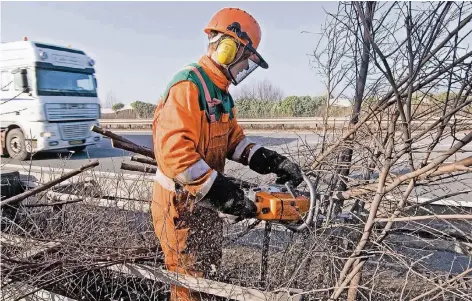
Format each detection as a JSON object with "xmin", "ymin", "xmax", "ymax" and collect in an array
[
  {"xmin": 204, "ymin": 7, "xmax": 262, "ymax": 49},
  {"xmin": 204, "ymin": 7, "xmax": 268, "ymax": 85}
]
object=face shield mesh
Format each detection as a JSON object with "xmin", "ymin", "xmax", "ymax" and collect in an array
[
  {"xmin": 229, "ymin": 58, "xmax": 259, "ymax": 86},
  {"xmin": 228, "ymin": 47, "xmax": 267, "ymax": 86}
]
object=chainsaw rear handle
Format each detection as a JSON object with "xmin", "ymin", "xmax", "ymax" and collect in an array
[{"xmin": 285, "ymin": 172, "xmax": 318, "ymax": 232}]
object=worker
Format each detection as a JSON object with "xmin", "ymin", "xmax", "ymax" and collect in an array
[{"xmin": 151, "ymin": 7, "xmax": 303, "ymax": 301}]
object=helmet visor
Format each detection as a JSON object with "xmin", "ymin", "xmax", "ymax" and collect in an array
[
  {"xmin": 246, "ymin": 45, "xmax": 268, "ymax": 69},
  {"xmin": 228, "ymin": 45, "xmax": 268, "ymax": 85}
]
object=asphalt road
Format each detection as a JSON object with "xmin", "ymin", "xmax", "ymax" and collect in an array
[
  {"xmin": 4, "ymin": 130, "xmax": 470, "ymax": 170},
  {"xmin": 3, "ymin": 130, "xmax": 471, "ymax": 204},
  {"xmin": 2, "ymin": 130, "xmax": 321, "ymax": 172},
  {"xmin": 1, "ymin": 130, "xmax": 319, "ymax": 192}
]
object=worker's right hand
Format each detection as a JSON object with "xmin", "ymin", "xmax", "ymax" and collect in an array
[{"xmin": 199, "ymin": 173, "xmax": 257, "ymax": 219}]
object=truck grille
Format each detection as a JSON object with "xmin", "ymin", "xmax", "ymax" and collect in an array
[
  {"xmin": 46, "ymin": 103, "xmax": 99, "ymax": 121},
  {"xmin": 59, "ymin": 122, "xmax": 91, "ymax": 140}
]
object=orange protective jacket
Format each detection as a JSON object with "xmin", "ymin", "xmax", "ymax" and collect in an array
[
  {"xmin": 152, "ymin": 55, "xmax": 259, "ymax": 199},
  {"xmin": 151, "ymin": 55, "xmax": 261, "ymax": 301}
]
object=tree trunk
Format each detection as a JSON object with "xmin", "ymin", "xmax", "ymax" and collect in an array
[{"xmin": 337, "ymin": 3, "xmax": 376, "ymax": 300}]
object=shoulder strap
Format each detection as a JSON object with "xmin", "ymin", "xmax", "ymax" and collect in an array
[
  {"xmin": 184, "ymin": 65, "xmax": 222, "ymax": 122},
  {"xmin": 159, "ymin": 63, "xmax": 226, "ymax": 122},
  {"xmin": 184, "ymin": 66, "xmax": 212, "ymax": 104}
]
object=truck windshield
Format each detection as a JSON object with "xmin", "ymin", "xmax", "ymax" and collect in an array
[{"xmin": 36, "ymin": 68, "xmax": 97, "ymax": 96}]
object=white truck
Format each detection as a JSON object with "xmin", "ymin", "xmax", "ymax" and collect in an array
[{"xmin": 0, "ymin": 39, "xmax": 102, "ymax": 160}]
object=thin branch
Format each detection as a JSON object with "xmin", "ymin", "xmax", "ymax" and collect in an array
[{"xmin": 375, "ymin": 214, "xmax": 472, "ymax": 223}]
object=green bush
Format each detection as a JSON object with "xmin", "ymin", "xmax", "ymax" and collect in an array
[
  {"xmin": 234, "ymin": 96, "xmax": 325, "ymax": 118},
  {"xmin": 130, "ymin": 101, "xmax": 157, "ymax": 118},
  {"xmin": 111, "ymin": 103, "xmax": 124, "ymax": 112}
]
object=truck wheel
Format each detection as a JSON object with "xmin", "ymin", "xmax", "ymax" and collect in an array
[
  {"xmin": 68, "ymin": 146, "xmax": 87, "ymax": 153},
  {"xmin": 6, "ymin": 128, "xmax": 29, "ymax": 161}
]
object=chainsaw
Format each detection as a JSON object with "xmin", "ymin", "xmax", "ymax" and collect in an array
[
  {"xmin": 99, "ymin": 126, "xmax": 318, "ymax": 231},
  {"xmin": 246, "ymin": 173, "xmax": 317, "ymax": 232}
]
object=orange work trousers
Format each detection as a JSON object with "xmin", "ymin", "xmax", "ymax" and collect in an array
[{"xmin": 151, "ymin": 181, "xmax": 224, "ymax": 301}]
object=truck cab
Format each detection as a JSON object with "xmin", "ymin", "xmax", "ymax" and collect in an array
[{"xmin": 0, "ymin": 40, "xmax": 102, "ymax": 160}]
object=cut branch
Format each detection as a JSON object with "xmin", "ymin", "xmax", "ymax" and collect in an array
[
  {"xmin": 426, "ymin": 156, "xmax": 472, "ymax": 178},
  {"xmin": 111, "ymin": 138, "xmax": 155, "ymax": 159},
  {"xmin": 121, "ymin": 162, "xmax": 157, "ymax": 174},
  {"xmin": 0, "ymin": 161, "xmax": 99, "ymax": 208},
  {"xmin": 91, "ymin": 125, "xmax": 135, "ymax": 144},
  {"xmin": 335, "ymin": 155, "xmax": 472, "ymax": 201},
  {"xmin": 130, "ymin": 156, "xmax": 157, "ymax": 166},
  {"xmin": 375, "ymin": 214, "xmax": 472, "ymax": 223},
  {"xmin": 23, "ymin": 198, "xmax": 84, "ymax": 208}
]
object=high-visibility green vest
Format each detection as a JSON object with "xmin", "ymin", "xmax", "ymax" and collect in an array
[{"xmin": 160, "ymin": 63, "xmax": 235, "ymax": 122}]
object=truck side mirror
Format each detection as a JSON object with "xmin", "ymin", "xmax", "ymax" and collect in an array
[{"xmin": 12, "ymin": 68, "xmax": 30, "ymax": 93}]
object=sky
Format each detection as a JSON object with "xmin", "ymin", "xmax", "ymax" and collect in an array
[{"xmin": 1, "ymin": 1, "xmax": 339, "ymax": 106}]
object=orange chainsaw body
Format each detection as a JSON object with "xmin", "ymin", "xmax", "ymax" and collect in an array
[{"xmin": 252, "ymin": 190, "xmax": 310, "ymax": 221}]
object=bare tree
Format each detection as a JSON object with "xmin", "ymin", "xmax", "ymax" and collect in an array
[
  {"xmin": 308, "ymin": 4, "xmax": 377, "ymax": 298},
  {"xmin": 308, "ymin": 2, "xmax": 353, "ymax": 152},
  {"xmin": 103, "ymin": 90, "xmax": 119, "ymax": 109},
  {"xmin": 232, "ymin": 79, "xmax": 284, "ymax": 102},
  {"xmin": 307, "ymin": 2, "xmax": 472, "ymax": 300}
]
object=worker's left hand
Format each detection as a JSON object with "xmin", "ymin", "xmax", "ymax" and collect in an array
[{"xmin": 249, "ymin": 147, "xmax": 303, "ymax": 187}]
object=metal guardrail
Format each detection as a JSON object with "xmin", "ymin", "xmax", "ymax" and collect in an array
[
  {"xmin": 99, "ymin": 117, "xmax": 336, "ymax": 124},
  {"xmin": 98, "ymin": 117, "xmax": 470, "ymax": 126}
]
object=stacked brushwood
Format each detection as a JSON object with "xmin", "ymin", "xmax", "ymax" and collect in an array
[
  {"xmin": 2, "ymin": 125, "xmax": 471, "ymax": 300},
  {"xmin": 0, "ymin": 131, "xmax": 303, "ymax": 300}
]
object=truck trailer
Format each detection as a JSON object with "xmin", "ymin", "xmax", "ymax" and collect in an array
[{"xmin": 0, "ymin": 39, "xmax": 102, "ymax": 160}]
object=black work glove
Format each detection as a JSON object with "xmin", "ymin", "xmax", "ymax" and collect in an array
[
  {"xmin": 200, "ymin": 172, "xmax": 257, "ymax": 218},
  {"xmin": 249, "ymin": 147, "xmax": 303, "ymax": 187}
]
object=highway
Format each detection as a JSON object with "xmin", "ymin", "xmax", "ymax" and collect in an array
[
  {"xmin": 2, "ymin": 130, "xmax": 321, "ymax": 172},
  {"xmin": 3, "ymin": 129, "xmax": 470, "ymax": 200},
  {"xmin": 3, "ymin": 129, "xmax": 470, "ymax": 171},
  {"xmin": 3, "ymin": 130, "xmax": 471, "ymax": 205}
]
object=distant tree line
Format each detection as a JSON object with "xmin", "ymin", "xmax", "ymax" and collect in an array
[
  {"xmin": 234, "ymin": 95, "xmax": 342, "ymax": 118},
  {"xmin": 232, "ymin": 80, "xmax": 351, "ymax": 118},
  {"xmin": 102, "ymin": 81, "xmax": 467, "ymax": 119}
]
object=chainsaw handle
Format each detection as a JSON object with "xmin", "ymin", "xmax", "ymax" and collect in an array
[{"xmin": 285, "ymin": 172, "xmax": 318, "ymax": 232}]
